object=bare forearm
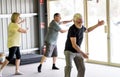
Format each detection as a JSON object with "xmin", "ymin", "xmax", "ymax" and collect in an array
[
  {"xmin": 22, "ymin": 29, "xmax": 28, "ymax": 33},
  {"xmin": 18, "ymin": 28, "xmax": 28, "ymax": 33},
  {"xmin": 72, "ymin": 44, "xmax": 83, "ymax": 53},
  {"xmin": 60, "ymin": 29, "xmax": 68, "ymax": 33},
  {"xmin": 18, "ymin": 20, "xmax": 24, "ymax": 24},
  {"xmin": 87, "ymin": 24, "xmax": 98, "ymax": 32},
  {"xmin": 73, "ymin": 44, "xmax": 88, "ymax": 58},
  {"xmin": 61, "ymin": 20, "xmax": 72, "ymax": 24},
  {"xmin": 87, "ymin": 20, "xmax": 104, "ymax": 32}
]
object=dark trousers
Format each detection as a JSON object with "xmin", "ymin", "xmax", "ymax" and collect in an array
[{"xmin": 6, "ymin": 46, "xmax": 21, "ymax": 61}]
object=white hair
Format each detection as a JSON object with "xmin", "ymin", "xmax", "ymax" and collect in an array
[{"xmin": 73, "ymin": 13, "xmax": 82, "ymax": 21}]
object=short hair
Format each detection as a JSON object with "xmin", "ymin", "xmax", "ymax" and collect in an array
[
  {"xmin": 54, "ymin": 13, "xmax": 60, "ymax": 18},
  {"xmin": 73, "ymin": 13, "xmax": 82, "ymax": 21},
  {"xmin": 11, "ymin": 12, "xmax": 20, "ymax": 23}
]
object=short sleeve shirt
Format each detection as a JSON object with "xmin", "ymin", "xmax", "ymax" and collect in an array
[
  {"xmin": 45, "ymin": 20, "xmax": 61, "ymax": 45},
  {"xmin": 7, "ymin": 22, "xmax": 21, "ymax": 48},
  {"xmin": 64, "ymin": 24, "xmax": 86, "ymax": 53}
]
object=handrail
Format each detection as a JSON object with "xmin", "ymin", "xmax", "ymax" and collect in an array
[{"xmin": 0, "ymin": 13, "xmax": 38, "ymax": 18}]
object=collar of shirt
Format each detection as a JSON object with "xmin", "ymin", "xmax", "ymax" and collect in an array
[{"xmin": 55, "ymin": 21, "xmax": 60, "ymax": 25}]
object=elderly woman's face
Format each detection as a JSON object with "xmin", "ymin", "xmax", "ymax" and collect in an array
[{"xmin": 16, "ymin": 15, "xmax": 21, "ymax": 23}]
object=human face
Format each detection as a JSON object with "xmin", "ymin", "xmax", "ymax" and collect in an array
[
  {"xmin": 16, "ymin": 16, "xmax": 21, "ymax": 23},
  {"xmin": 74, "ymin": 18, "xmax": 83, "ymax": 28},
  {"xmin": 55, "ymin": 15, "xmax": 61, "ymax": 22},
  {"xmin": 76, "ymin": 18, "xmax": 83, "ymax": 24}
]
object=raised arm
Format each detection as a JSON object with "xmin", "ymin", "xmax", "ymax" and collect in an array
[
  {"xmin": 59, "ymin": 29, "xmax": 68, "ymax": 33},
  {"xmin": 86, "ymin": 20, "xmax": 104, "ymax": 32},
  {"xmin": 60, "ymin": 19, "xmax": 72, "ymax": 24},
  {"xmin": 18, "ymin": 18, "xmax": 25, "ymax": 24}
]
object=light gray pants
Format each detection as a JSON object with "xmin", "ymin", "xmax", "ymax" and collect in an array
[{"xmin": 64, "ymin": 51, "xmax": 85, "ymax": 77}]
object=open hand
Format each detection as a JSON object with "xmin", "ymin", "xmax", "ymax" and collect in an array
[
  {"xmin": 97, "ymin": 20, "xmax": 105, "ymax": 26},
  {"xmin": 82, "ymin": 53, "xmax": 89, "ymax": 59}
]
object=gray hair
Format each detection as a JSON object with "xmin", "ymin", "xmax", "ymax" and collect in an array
[{"xmin": 73, "ymin": 13, "xmax": 82, "ymax": 21}]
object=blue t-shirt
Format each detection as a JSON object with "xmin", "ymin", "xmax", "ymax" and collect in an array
[
  {"xmin": 64, "ymin": 24, "xmax": 86, "ymax": 53},
  {"xmin": 45, "ymin": 20, "xmax": 61, "ymax": 45}
]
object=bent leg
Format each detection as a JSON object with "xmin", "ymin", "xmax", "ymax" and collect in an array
[
  {"xmin": 74, "ymin": 55, "xmax": 85, "ymax": 77},
  {"xmin": 64, "ymin": 51, "xmax": 75, "ymax": 77},
  {"xmin": 0, "ymin": 47, "xmax": 16, "ymax": 71}
]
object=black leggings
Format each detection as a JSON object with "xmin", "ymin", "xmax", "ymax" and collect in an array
[{"xmin": 6, "ymin": 46, "xmax": 21, "ymax": 61}]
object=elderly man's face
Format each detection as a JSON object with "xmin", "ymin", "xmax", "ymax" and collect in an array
[{"xmin": 76, "ymin": 18, "xmax": 83, "ymax": 24}]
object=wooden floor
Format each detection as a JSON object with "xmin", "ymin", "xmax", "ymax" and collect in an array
[{"xmin": 1, "ymin": 58, "xmax": 120, "ymax": 77}]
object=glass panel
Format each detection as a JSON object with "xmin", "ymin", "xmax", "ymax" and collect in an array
[
  {"xmin": 110, "ymin": 0, "xmax": 120, "ymax": 64},
  {"xmin": 87, "ymin": 0, "xmax": 107, "ymax": 62},
  {"xmin": 49, "ymin": 0, "xmax": 84, "ymax": 58}
]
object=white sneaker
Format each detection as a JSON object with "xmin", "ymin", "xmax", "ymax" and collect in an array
[{"xmin": 15, "ymin": 71, "xmax": 23, "ymax": 75}]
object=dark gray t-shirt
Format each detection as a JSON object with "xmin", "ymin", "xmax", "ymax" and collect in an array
[
  {"xmin": 45, "ymin": 20, "xmax": 61, "ymax": 45},
  {"xmin": 64, "ymin": 24, "xmax": 86, "ymax": 53}
]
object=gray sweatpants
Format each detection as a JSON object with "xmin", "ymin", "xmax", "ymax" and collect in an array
[{"xmin": 64, "ymin": 51, "xmax": 85, "ymax": 77}]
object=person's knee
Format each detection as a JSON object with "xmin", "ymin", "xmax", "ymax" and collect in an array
[
  {"xmin": 65, "ymin": 65, "xmax": 72, "ymax": 70},
  {"xmin": 16, "ymin": 55, "xmax": 21, "ymax": 59},
  {"xmin": 51, "ymin": 55, "xmax": 57, "ymax": 57},
  {"xmin": 6, "ymin": 56, "xmax": 14, "ymax": 61}
]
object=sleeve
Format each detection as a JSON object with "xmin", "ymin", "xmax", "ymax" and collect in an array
[
  {"xmin": 52, "ymin": 22, "xmax": 61, "ymax": 31},
  {"xmin": 69, "ymin": 27, "xmax": 76, "ymax": 37},
  {"xmin": 55, "ymin": 24, "xmax": 61, "ymax": 31},
  {"xmin": 15, "ymin": 24, "xmax": 20, "ymax": 31},
  {"xmin": 83, "ymin": 26, "xmax": 86, "ymax": 32}
]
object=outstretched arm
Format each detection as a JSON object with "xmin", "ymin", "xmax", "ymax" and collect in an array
[
  {"xmin": 59, "ymin": 29, "xmax": 68, "ymax": 33},
  {"xmin": 86, "ymin": 20, "xmax": 104, "ymax": 32},
  {"xmin": 60, "ymin": 19, "xmax": 72, "ymax": 24}
]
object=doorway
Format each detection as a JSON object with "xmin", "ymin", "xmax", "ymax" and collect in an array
[
  {"xmin": 47, "ymin": 0, "xmax": 120, "ymax": 67},
  {"xmin": 47, "ymin": 0, "xmax": 84, "ymax": 58},
  {"xmin": 87, "ymin": 0, "xmax": 108, "ymax": 62}
]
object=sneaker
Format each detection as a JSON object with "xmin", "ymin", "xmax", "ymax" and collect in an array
[
  {"xmin": 52, "ymin": 66, "xmax": 59, "ymax": 70},
  {"xmin": 15, "ymin": 72, "xmax": 23, "ymax": 75},
  {"xmin": 38, "ymin": 64, "xmax": 42, "ymax": 72}
]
